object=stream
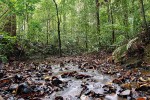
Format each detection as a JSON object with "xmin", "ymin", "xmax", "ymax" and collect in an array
[
  {"xmin": 1, "ymin": 60, "xmax": 148, "ymax": 100},
  {"xmin": 40, "ymin": 63, "xmax": 121, "ymax": 100}
]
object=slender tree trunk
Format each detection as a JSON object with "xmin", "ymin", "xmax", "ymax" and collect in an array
[
  {"xmin": 140, "ymin": 0, "xmax": 148, "ymax": 32},
  {"xmin": 107, "ymin": 3, "xmax": 110, "ymax": 23},
  {"xmin": 132, "ymin": 0, "xmax": 136, "ymax": 35},
  {"xmin": 25, "ymin": 2, "xmax": 29, "ymax": 34},
  {"xmin": 53, "ymin": 0, "xmax": 62, "ymax": 57},
  {"xmin": 46, "ymin": 5, "xmax": 50, "ymax": 45},
  {"xmin": 83, "ymin": 1, "xmax": 88, "ymax": 51},
  {"xmin": 62, "ymin": 0, "xmax": 66, "ymax": 34},
  {"xmin": 95, "ymin": 0, "xmax": 100, "ymax": 46},
  {"xmin": 123, "ymin": 0, "xmax": 129, "ymax": 39},
  {"xmin": 110, "ymin": 5, "xmax": 115, "ymax": 44},
  {"xmin": 46, "ymin": 19, "xmax": 49, "ymax": 45},
  {"xmin": 85, "ymin": 28, "xmax": 88, "ymax": 50}
]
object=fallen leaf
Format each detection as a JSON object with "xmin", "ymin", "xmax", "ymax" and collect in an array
[{"xmin": 136, "ymin": 97, "xmax": 147, "ymax": 100}]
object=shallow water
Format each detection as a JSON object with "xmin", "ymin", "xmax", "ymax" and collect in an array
[{"xmin": 42, "ymin": 63, "xmax": 121, "ymax": 100}]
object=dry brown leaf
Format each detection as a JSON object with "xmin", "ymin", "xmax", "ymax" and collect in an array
[{"xmin": 136, "ymin": 97, "xmax": 147, "ymax": 100}]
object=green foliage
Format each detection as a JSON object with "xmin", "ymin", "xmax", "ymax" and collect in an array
[
  {"xmin": 114, "ymin": 35, "xmax": 127, "ymax": 46},
  {"xmin": 0, "ymin": 55, "xmax": 7, "ymax": 63},
  {"xmin": 1, "ymin": 0, "xmax": 150, "ymax": 57},
  {"xmin": 27, "ymin": 20, "xmax": 42, "ymax": 42},
  {"xmin": 0, "ymin": 32, "xmax": 16, "ymax": 62}
]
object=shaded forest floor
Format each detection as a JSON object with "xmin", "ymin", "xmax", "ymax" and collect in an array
[{"xmin": 0, "ymin": 51, "xmax": 150, "ymax": 100}]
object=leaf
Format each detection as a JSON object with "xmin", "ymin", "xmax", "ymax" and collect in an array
[
  {"xmin": 139, "ymin": 77, "xmax": 147, "ymax": 82},
  {"xmin": 136, "ymin": 97, "xmax": 147, "ymax": 100},
  {"xmin": 10, "ymin": 0, "xmax": 16, "ymax": 3},
  {"xmin": 121, "ymin": 83, "xmax": 131, "ymax": 89}
]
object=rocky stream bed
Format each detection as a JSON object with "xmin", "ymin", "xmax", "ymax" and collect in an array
[{"xmin": 0, "ymin": 54, "xmax": 149, "ymax": 100}]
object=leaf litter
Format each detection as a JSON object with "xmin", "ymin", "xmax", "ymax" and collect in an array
[{"xmin": 0, "ymin": 51, "xmax": 149, "ymax": 100}]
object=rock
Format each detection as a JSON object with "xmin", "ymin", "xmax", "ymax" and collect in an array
[
  {"xmin": 0, "ymin": 71, "xmax": 4, "ymax": 79},
  {"xmin": 16, "ymin": 83, "xmax": 33, "ymax": 95},
  {"xmin": 80, "ymin": 95, "xmax": 90, "ymax": 100},
  {"xmin": 118, "ymin": 90, "xmax": 131, "ymax": 98},
  {"xmin": 0, "ymin": 95, "xmax": 4, "ymax": 100},
  {"xmin": 9, "ymin": 84, "xmax": 18, "ymax": 93},
  {"xmin": 55, "ymin": 96, "xmax": 63, "ymax": 100},
  {"xmin": 135, "ymin": 84, "xmax": 150, "ymax": 91},
  {"xmin": 14, "ymin": 74, "xmax": 23, "ymax": 81},
  {"xmin": 51, "ymin": 77, "xmax": 63, "ymax": 87},
  {"xmin": 103, "ymin": 84, "xmax": 117, "ymax": 94},
  {"xmin": 105, "ymin": 94, "xmax": 118, "ymax": 100}
]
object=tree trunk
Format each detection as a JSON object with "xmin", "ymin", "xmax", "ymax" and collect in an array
[
  {"xmin": 53, "ymin": 0, "xmax": 62, "ymax": 57},
  {"xmin": 46, "ymin": 4, "xmax": 50, "ymax": 45},
  {"xmin": 122, "ymin": 0, "xmax": 129, "ymax": 39},
  {"xmin": 132, "ymin": 0, "xmax": 136, "ymax": 35},
  {"xmin": 3, "ymin": 14, "xmax": 16, "ymax": 36},
  {"xmin": 107, "ymin": 3, "xmax": 111, "ymax": 23},
  {"xmin": 140, "ymin": 0, "xmax": 148, "ymax": 32},
  {"xmin": 95, "ymin": 0, "xmax": 100, "ymax": 46},
  {"xmin": 85, "ymin": 30, "xmax": 88, "ymax": 50},
  {"xmin": 46, "ymin": 19, "xmax": 49, "ymax": 45},
  {"xmin": 62, "ymin": 0, "xmax": 66, "ymax": 35},
  {"xmin": 110, "ymin": 5, "xmax": 115, "ymax": 44}
]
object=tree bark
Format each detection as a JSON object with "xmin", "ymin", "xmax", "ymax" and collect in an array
[
  {"xmin": 46, "ymin": 19, "xmax": 49, "ymax": 45},
  {"xmin": 140, "ymin": 0, "xmax": 148, "ymax": 32},
  {"xmin": 62, "ymin": 0, "xmax": 66, "ymax": 34},
  {"xmin": 110, "ymin": 6, "xmax": 115, "ymax": 44},
  {"xmin": 95, "ymin": 0, "xmax": 100, "ymax": 46},
  {"xmin": 122, "ymin": 0, "xmax": 129, "ymax": 39},
  {"xmin": 53, "ymin": 0, "xmax": 62, "ymax": 57},
  {"xmin": 107, "ymin": 3, "xmax": 110, "ymax": 23}
]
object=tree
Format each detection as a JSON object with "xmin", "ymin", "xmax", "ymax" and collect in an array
[
  {"xmin": 110, "ymin": 4, "xmax": 115, "ymax": 44},
  {"xmin": 140, "ymin": 0, "xmax": 148, "ymax": 32},
  {"xmin": 122, "ymin": 0, "xmax": 129, "ymax": 39},
  {"xmin": 1, "ymin": 1, "xmax": 16, "ymax": 36},
  {"xmin": 95, "ymin": 0, "xmax": 100, "ymax": 46},
  {"xmin": 53, "ymin": 0, "xmax": 62, "ymax": 57}
]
